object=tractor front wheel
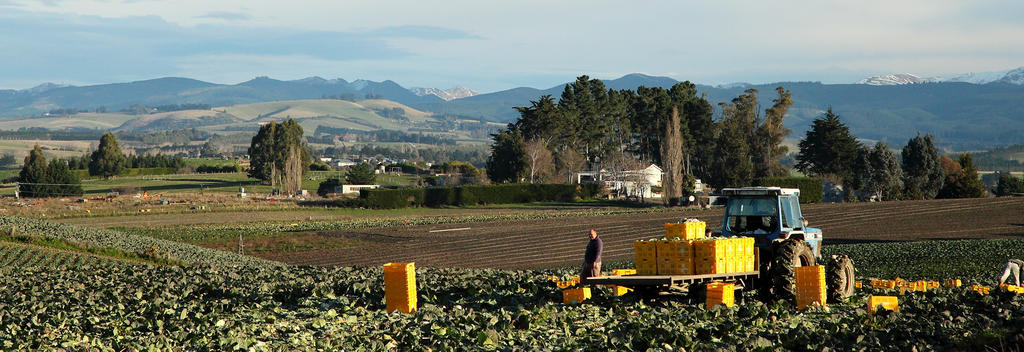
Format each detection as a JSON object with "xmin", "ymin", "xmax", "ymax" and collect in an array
[
  {"xmin": 769, "ymin": 239, "xmax": 816, "ymax": 301},
  {"xmin": 827, "ymin": 254, "xmax": 856, "ymax": 302}
]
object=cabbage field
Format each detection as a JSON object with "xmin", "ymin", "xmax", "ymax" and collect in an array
[
  {"xmin": 1, "ymin": 237, "xmax": 1023, "ymax": 350},
  {"xmin": 2, "ymin": 198, "xmax": 1023, "ymax": 350}
]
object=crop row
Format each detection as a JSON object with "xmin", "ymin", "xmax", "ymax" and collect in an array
[
  {"xmin": 1, "ymin": 243, "xmax": 1022, "ymax": 350},
  {"xmin": 116, "ymin": 207, "xmax": 677, "ymax": 244},
  {"xmin": 0, "ymin": 242, "xmax": 114, "ymax": 268},
  {"xmin": 0, "ymin": 216, "xmax": 279, "ymax": 268}
]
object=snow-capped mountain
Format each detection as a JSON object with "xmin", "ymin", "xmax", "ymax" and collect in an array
[
  {"xmin": 862, "ymin": 67, "xmax": 1024, "ymax": 86},
  {"xmin": 858, "ymin": 73, "xmax": 937, "ymax": 85},
  {"xmin": 944, "ymin": 70, "xmax": 1009, "ymax": 84},
  {"xmin": 995, "ymin": 67, "xmax": 1024, "ymax": 85},
  {"xmin": 410, "ymin": 86, "xmax": 478, "ymax": 101}
]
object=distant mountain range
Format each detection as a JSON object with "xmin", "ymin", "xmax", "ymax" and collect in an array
[
  {"xmin": 410, "ymin": 86, "xmax": 478, "ymax": 101},
  {"xmin": 858, "ymin": 67, "xmax": 1024, "ymax": 86},
  {"xmin": 2, "ymin": 70, "xmax": 1024, "ymax": 149}
]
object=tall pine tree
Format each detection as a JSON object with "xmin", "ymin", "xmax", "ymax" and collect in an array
[
  {"xmin": 19, "ymin": 145, "xmax": 49, "ymax": 197},
  {"xmin": 247, "ymin": 119, "xmax": 310, "ymax": 194},
  {"xmin": 89, "ymin": 133, "xmax": 126, "ymax": 179},
  {"xmin": 901, "ymin": 133, "xmax": 944, "ymax": 200},
  {"xmin": 485, "ymin": 127, "xmax": 528, "ymax": 183},
  {"xmin": 795, "ymin": 108, "xmax": 859, "ymax": 183}
]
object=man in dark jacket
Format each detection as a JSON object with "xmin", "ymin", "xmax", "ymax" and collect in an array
[
  {"xmin": 1000, "ymin": 258, "xmax": 1022, "ymax": 286},
  {"xmin": 581, "ymin": 229, "xmax": 603, "ymax": 284}
]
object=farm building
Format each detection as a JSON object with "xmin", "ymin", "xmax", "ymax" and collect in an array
[{"xmin": 574, "ymin": 164, "xmax": 663, "ymax": 199}]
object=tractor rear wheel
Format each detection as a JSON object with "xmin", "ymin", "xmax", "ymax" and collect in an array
[
  {"xmin": 827, "ymin": 254, "xmax": 855, "ymax": 302},
  {"xmin": 769, "ymin": 239, "xmax": 816, "ymax": 301}
]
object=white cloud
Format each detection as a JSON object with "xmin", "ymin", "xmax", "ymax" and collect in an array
[{"xmin": 1, "ymin": 1, "xmax": 1023, "ymax": 91}]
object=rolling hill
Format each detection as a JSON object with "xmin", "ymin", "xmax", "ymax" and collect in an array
[
  {"xmin": 0, "ymin": 99, "xmax": 492, "ymax": 142},
  {"xmin": 3, "ymin": 73, "xmax": 1024, "ymax": 149}
]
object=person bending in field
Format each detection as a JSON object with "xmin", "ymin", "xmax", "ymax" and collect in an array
[
  {"xmin": 580, "ymin": 229, "xmax": 603, "ymax": 284},
  {"xmin": 1000, "ymin": 258, "xmax": 1022, "ymax": 286}
]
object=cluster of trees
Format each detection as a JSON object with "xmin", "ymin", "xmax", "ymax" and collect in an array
[
  {"xmin": 0, "ymin": 128, "xmax": 104, "ymax": 141},
  {"xmin": 119, "ymin": 103, "xmax": 211, "ymax": 115},
  {"xmin": 247, "ymin": 119, "xmax": 311, "ymax": 195},
  {"xmin": 430, "ymin": 161, "xmax": 481, "ymax": 177},
  {"xmin": 118, "ymin": 128, "xmax": 208, "ymax": 145},
  {"xmin": 317, "ymin": 145, "xmax": 488, "ymax": 167},
  {"xmin": 795, "ymin": 109, "xmax": 986, "ymax": 200},
  {"xmin": 486, "ymin": 76, "xmax": 794, "ymax": 200},
  {"xmin": 311, "ymin": 127, "xmax": 456, "ymax": 146},
  {"xmin": 372, "ymin": 107, "xmax": 407, "ymax": 120},
  {"xmin": 61, "ymin": 151, "xmax": 184, "ymax": 171},
  {"xmin": 17, "ymin": 132, "xmax": 201, "ymax": 197},
  {"xmin": 18, "ymin": 145, "xmax": 83, "ymax": 197},
  {"xmin": 995, "ymin": 174, "xmax": 1024, "ymax": 196},
  {"xmin": 196, "ymin": 165, "xmax": 242, "ymax": 174},
  {"xmin": 970, "ymin": 145, "xmax": 1024, "ymax": 172}
]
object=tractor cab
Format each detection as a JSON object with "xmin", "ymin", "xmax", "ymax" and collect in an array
[{"xmin": 718, "ymin": 187, "xmax": 822, "ymax": 259}]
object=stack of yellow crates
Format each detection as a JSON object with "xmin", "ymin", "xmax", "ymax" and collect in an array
[
  {"xmin": 867, "ymin": 296, "xmax": 899, "ymax": 314},
  {"xmin": 795, "ymin": 265, "xmax": 827, "ymax": 309},
  {"xmin": 693, "ymin": 237, "xmax": 755, "ymax": 275},
  {"xmin": 705, "ymin": 282, "xmax": 734, "ymax": 308},
  {"xmin": 656, "ymin": 239, "xmax": 695, "ymax": 275},
  {"xmin": 383, "ymin": 262, "xmax": 417, "ymax": 314},
  {"xmin": 634, "ymin": 240, "xmax": 658, "ymax": 275},
  {"xmin": 563, "ymin": 287, "xmax": 591, "ymax": 304},
  {"xmin": 664, "ymin": 220, "xmax": 706, "ymax": 240},
  {"xmin": 1000, "ymin": 284, "xmax": 1024, "ymax": 294}
]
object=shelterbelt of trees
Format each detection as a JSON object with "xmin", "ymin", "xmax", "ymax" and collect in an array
[{"xmin": 487, "ymin": 75, "xmax": 995, "ymax": 201}]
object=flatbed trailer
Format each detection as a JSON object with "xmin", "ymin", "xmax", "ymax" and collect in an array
[{"xmin": 585, "ymin": 271, "xmax": 761, "ymax": 294}]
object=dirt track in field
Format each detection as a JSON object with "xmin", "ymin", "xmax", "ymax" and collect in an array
[{"xmin": 260, "ymin": 197, "xmax": 1024, "ymax": 269}]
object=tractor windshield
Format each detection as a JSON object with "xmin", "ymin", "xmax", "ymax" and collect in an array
[{"xmin": 724, "ymin": 197, "xmax": 779, "ymax": 235}]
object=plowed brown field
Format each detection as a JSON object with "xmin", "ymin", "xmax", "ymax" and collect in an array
[{"xmin": 261, "ymin": 197, "xmax": 1024, "ymax": 269}]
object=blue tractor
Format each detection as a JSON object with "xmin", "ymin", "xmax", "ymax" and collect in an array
[{"xmin": 716, "ymin": 187, "xmax": 855, "ymax": 300}]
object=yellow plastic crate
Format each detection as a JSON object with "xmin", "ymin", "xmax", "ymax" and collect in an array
[
  {"xmin": 867, "ymin": 296, "xmax": 899, "ymax": 314},
  {"xmin": 871, "ymin": 280, "xmax": 897, "ymax": 290},
  {"xmin": 907, "ymin": 281, "xmax": 929, "ymax": 292},
  {"xmin": 795, "ymin": 266, "xmax": 825, "ymax": 283},
  {"xmin": 634, "ymin": 240, "xmax": 658, "ymax": 275},
  {"xmin": 742, "ymin": 256, "xmax": 755, "ymax": 272},
  {"xmin": 666, "ymin": 221, "xmax": 706, "ymax": 239},
  {"xmin": 613, "ymin": 286, "xmax": 633, "ymax": 296},
  {"xmin": 971, "ymin": 285, "xmax": 991, "ymax": 294},
  {"xmin": 656, "ymin": 240, "xmax": 695, "ymax": 275},
  {"xmin": 611, "ymin": 269, "xmax": 637, "ymax": 276},
  {"xmin": 658, "ymin": 257, "xmax": 695, "ymax": 275},
  {"xmin": 943, "ymin": 279, "xmax": 962, "ymax": 288},
  {"xmin": 695, "ymin": 258, "xmax": 728, "ymax": 274},
  {"xmin": 795, "ymin": 266, "xmax": 826, "ymax": 309},
  {"xmin": 740, "ymin": 237, "xmax": 755, "ymax": 256},
  {"xmin": 705, "ymin": 282, "xmax": 735, "ymax": 308},
  {"xmin": 665, "ymin": 223, "xmax": 685, "ymax": 238},
  {"xmin": 687, "ymin": 221, "xmax": 706, "ymax": 239},
  {"xmin": 563, "ymin": 287, "xmax": 592, "ymax": 304},
  {"xmin": 383, "ymin": 262, "xmax": 417, "ymax": 314}
]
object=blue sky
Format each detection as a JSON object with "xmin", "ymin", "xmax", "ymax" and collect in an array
[{"xmin": 2, "ymin": 0, "xmax": 1023, "ymax": 92}]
